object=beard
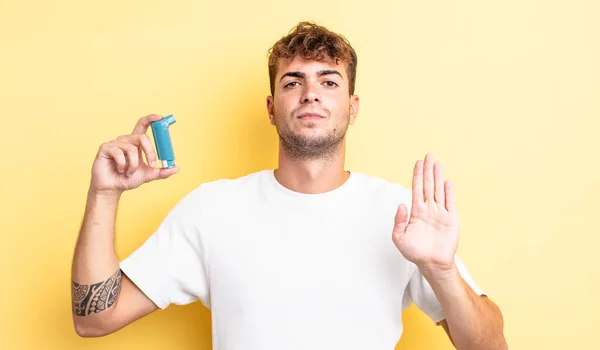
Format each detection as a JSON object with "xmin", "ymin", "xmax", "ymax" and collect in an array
[{"xmin": 273, "ymin": 106, "xmax": 350, "ymax": 161}]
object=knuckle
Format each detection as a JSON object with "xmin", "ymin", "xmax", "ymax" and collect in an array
[
  {"xmin": 138, "ymin": 134, "xmax": 149, "ymax": 145},
  {"xmin": 114, "ymin": 151, "xmax": 125, "ymax": 161}
]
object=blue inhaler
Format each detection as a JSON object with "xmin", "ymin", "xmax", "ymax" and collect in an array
[{"xmin": 150, "ymin": 114, "xmax": 176, "ymax": 168}]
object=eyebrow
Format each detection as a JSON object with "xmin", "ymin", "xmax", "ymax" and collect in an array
[{"xmin": 279, "ymin": 69, "xmax": 343, "ymax": 82}]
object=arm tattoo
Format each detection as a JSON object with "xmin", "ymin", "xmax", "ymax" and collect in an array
[{"xmin": 72, "ymin": 269, "xmax": 122, "ymax": 316}]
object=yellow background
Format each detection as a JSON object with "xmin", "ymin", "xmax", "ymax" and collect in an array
[{"xmin": 1, "ymin": 0, "xmax": 598, "ymax": 349}]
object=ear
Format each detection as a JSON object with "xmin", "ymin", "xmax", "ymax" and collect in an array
[
  {"xmin": 266, "ymin": 95, "xmax": 276, "ymax": 125},
  {"xmin": 349, "ymin": 94, "xmax": 360, "ymax": 125}
]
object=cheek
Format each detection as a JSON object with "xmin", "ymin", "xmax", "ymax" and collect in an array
[
  {"xmin": 326, "ymin": 91, "xmax": 349, "ymax": 109},
  {"xmin": 275, "ymin": 97, "xmax": 295, "ymax": 116},
  {"xmin": 331, "ymin": 101, "xmax": 350, "ymax": 117}
]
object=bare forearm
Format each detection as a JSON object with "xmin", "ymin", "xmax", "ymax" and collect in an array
[
  {"xmin": 71, "ymin": 189, "xmax": 123, "ymax": 333},
  {"xmin": 425, "ymin": 266, "xmax": 507, "ymax": 350}
]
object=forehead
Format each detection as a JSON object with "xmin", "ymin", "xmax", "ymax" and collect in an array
[{"xmin": 276, "ymin": 56, "xmax": 348, "ymax": 79}]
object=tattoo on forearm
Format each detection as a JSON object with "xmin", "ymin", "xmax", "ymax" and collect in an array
[{"xmin": 72, "ymin": 269, "xmax": 122, "ymax": 316}]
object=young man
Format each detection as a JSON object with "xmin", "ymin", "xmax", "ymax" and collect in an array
[{"xmin": 71, "ymin": 21, "xmax": 507, "ymax": 349}]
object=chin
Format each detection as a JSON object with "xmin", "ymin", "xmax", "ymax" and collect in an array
[{"xmin": 295, "ymin": 128, "xmax": 328, "ymax": 138}]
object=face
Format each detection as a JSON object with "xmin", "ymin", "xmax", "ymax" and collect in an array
[{"xmin": 267, "ymin": 56, "xmax": 359, "ymax": 161}]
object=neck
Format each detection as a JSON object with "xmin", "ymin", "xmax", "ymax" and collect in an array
[{"xmin": 274, "ymin": 139, "xmax": 349, "ymax": 194}]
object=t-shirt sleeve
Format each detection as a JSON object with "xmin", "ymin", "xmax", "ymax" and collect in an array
[
  {"xmin": 119, "ymin": 186, "xmax": 210, "ymax": 310},
  {"xmin": 401, "ymin": 255, "xmax": 486, "ymax": 324}
]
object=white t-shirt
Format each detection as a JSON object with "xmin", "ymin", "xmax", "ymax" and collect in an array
[{"xmin": 120, "ymin": 169, "xmax": 485, "ymax": 349}]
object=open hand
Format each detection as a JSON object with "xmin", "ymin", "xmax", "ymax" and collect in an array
[{"xmin": 392, "ymin": 153, "xmax": 459, "ymax": 275}]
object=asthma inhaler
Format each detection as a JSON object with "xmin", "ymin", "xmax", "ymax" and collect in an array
[{"xmin": 150, "ymin": 114, "xmax": 176, "ymax": 168}]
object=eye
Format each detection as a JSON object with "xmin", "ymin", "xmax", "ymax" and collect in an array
[
  {"xmin": 284, "ymin": 81, "xmax": 300, "ymax": 88},
  {"xmin": 324, "ymin": 81, "xmax": 338, "ymax": 87}
]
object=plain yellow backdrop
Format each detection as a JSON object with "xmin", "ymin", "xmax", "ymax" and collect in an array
[{"xmin": 1, "ymin": 0, "xmax": 598, "ymax": 349}]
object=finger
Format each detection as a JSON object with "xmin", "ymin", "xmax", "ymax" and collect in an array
[
  {"xmin": 423, "ymin": 153, "xmax": 435, "ymax": 203},
  {"xmin": 112, "ymin": 141, "xmax": 139, "ymax": 177},
  {"xmin": 118, "ymin": 134, "xmax": 157, "ymax": 167},
  {"xmin": 146, "ymin": 167, "xmax": 179, "ymax": 182},
  {"xmin": 138, "ymin": 134, "xmax": 157, "ymax": 167},
  {"xmin": 101, "ymin": 144, "xmax": 127, "ymax": 174},
  {"xmin": 158, "ymin": 167, "xmax": 179, "ymax": 179},
  {"xmin": 434, "ymin": 161, "xmax": 446, "ymax": 209},
  {"xmin": 392, "ymin": 204, "xmax": 409, "ymax": 237},
  {"xmin": 445, "ymin": 180, "xmax": 457, "ymax": 213},
  {"xmin": 412, "ymin": 159, "xmax": 424, "ymax": 206},
  {"xmin": 132, "ymin": 114, "xmax": 164, "ymax": 134}
]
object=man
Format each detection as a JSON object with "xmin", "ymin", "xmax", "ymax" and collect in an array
[{"xmin": 71, "ymin": 21, "xmax": 507, "ymax": 349}]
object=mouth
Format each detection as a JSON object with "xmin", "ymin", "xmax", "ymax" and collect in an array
[{"xmin": 297, "ymin": 112, "xmax": 326, "ymax": 120}]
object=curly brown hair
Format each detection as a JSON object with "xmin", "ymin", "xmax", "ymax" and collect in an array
[{"xmin": 267, "ymin": 21, "xmax": 358, "ymax": 96}]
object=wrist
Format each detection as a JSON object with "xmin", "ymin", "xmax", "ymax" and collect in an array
[
  {"xmin": 420, "ymin": 263, "xmax": 468, "ymax": 306},
  {"xmin": 418, "ymin": 261, "xmax": 459, "ymax": 286},
  {"xmin": 87, "ymin": 187, "xmax": 122, "ymax": 204}
]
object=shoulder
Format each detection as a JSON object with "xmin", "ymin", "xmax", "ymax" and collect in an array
[
  {"xmin": 184, "ymin": 169, "xmax": 269, "ymax": 202},
  {"xmin": 200, "ymin": 169, "xmax": 267, "ymax": 190},
  {"xmin": 349, "ymin": 171, "xmax": 413, "ymax": 205}
]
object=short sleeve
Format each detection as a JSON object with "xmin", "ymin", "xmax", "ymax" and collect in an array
[
  {"xmin": 119, "ymin": 186, "xmax": 210, "ymax": 310},
  {"xmin": 401, "ymin": 255, "xmax": 486, "ymax": 324}
]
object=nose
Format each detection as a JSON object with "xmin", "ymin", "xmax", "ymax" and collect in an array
[{"xmin": 301, "ymin": 81, "xmax": 320, "ymax": 104}]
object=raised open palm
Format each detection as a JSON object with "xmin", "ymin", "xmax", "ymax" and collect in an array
[{"xmin": 392, "ymin": 153, "xmax": 459, "ymax": 271}]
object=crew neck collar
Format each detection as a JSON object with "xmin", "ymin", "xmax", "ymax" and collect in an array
[{"xmin": 263, "ymin": 169, "xmax": 358, "ymax": 211}]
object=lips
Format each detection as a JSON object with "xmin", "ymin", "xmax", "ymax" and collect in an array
[{"xmin": 297, "ymin": 112, "xmax": 325, "ymax": 119}]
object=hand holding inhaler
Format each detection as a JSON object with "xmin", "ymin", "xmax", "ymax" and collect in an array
[{"xmin": 90, "ymin": 114, "xmax": 179, "ymax": 197}]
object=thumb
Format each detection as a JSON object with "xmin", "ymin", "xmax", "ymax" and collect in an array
[
  {"xmin": 392, "ymin": 203, "xmax": 409, "ymax": 237},
  {"xmin": 146, "ymin": 166, "xmax": 179, "ymax": 182}
]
